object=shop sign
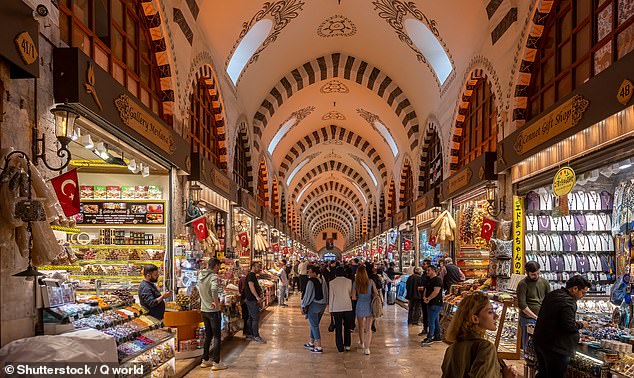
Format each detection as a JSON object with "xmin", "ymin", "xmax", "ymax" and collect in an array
[
  {"xmin": 15, "ymin": 32, "xmax": 37, "ymax": 65},
  {"xmin": 447, "ymin": 168, "xmax": 472, "ymax": 195},
  {"xmin": 514, "ymin": 95, "xmax": 590, "ymax": 155},
  {"xmin": 263, "ymin": 208, "xmax": 274, "ymax": 225},
  {"xmin": 617, "ymin": 79, "xmax": 633, "ymax": 106},
  {"xmin": 191, "ymin": 153, "xmax": 235, "ymax": 201},
  {"xmin": 76, "ymin": 200, "xmax": 166, "ymax": 226},
  {"xmin": 0, "ymin": 1, "xmax": 39, "ymax": 78},
  {"xmin": 440, "ymin": 152, "xmax": 497, "ymax": 202},
  {"xmin": 382, "ymin": 219, "xmax": 392, "ymax": 232},
  {"xmin": 414, "ymin": 196, "xmax": 428, "ymax": 215},
  {"xmin": 114, "ymin": 94, "xmax": 175, "ymax": 154},
  {"xmin": 512, "ymin": 196, "xmax": 525, "ymax": 275},
  {"xmin": 242, "ymin": 192, "xmax": 259, "ymax": 216},
  {"xmin": 394, "ymin": 209, "xmax": 408, "ymax": 225},
  {"xmin": 552, "ymin": 166, "xmax": 576, "ymax": 197}
]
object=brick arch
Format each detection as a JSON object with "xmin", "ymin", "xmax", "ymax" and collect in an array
[
  {"xmin": 234, "ymin": 120, "xmax": 253, "ymax": 192},
  {"xmin": 304, "ymin": 197, "xmax": 359, "ymax": 225},
  {"xmin": 272, "ymin": 178, "xmax": 280, "ymax": 216},
  {"xmin": 311, "ymin": 215, "xmax": 353, "ymax": 236},
  {"xmin": 253, "ymin": 53, "xmax": 420, "ymax": 153},
  {"xmin": 139, "ymin": 0, "xmax": 177, "ymax": 123},
  {"xmin": 387, "ymin": 178, "xmax": 396, "ymax": 217},
  {"xmin": 509, "ymin": 0, "xmax": 556, "ymax": 128},
  {"xmin": 257, "ymin": 157, "xmax": 270, "ymax": 207},
  {"xmin": 313, "ymin": 223, "xmax": 350, "ymax": 240},
  {"xmin": 418, "ymin": 119, "xmax": 443, "ymax": 194},
  {"xmin": 291, "ymin": 161, "xmax": 374, "ymax": 201},
  {"xmin": 307, "ymin": 207, "xmax": 355, "ymax": 231},
  {"xmin": 278, "ymin": 124, "xmax": 388, "ymax": 186},
  {"xmin": 448, "ymin": 71, "xmax": 498, "ymax": 174},
  {"xmin": 300, "ymin": 185, "xmax": 363, "ymax": 216},
  {"xmin": 399, "ymin": 157, "xmax": 414, "ymax": 209}
]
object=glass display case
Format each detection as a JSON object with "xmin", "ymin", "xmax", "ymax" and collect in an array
[{"xmin": 486, "ymin": 299, "xmax": 521, "ymax": 360}]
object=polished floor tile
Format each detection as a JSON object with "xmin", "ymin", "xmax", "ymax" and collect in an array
[{"xmin": 185, "ymin": 292, "xmax": 449, "ymax": 377}]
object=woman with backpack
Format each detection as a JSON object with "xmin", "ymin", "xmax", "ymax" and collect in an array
[{"xmin": 301, "ymin": 265, "xmax": 329, "ymax": 353}]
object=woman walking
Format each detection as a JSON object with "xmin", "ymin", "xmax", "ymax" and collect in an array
[
  {"xmin": 301, "ymin": 265, "xmax": 328, "ymax": 353},
  {"xmin": 328, "ymin": 266, "xmax": 354, "ymax": 352},
  {"xmin": 352, "ymin": 265, "xmax": 374, "ymax": 355},
  {"xmin": 441, "ymin": 292, "xmax": 517, "ymax": 378}
]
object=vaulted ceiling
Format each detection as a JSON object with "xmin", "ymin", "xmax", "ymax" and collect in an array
[{"xmin": 197, "ymin": 0, "xmax": 492, "ymax": 248}]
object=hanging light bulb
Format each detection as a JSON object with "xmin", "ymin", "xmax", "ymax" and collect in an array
[
  {"xmin": 128, "ymin": 159, "xmax": 137, "ymax": 172},
  {"xmin": 93, "ymin": 142, "xmax": 110, "ymax": 160},
  {"xmin": 142, "ymin": 165, "xmax": 150, "ymax": 177},
  {"xmin": 71, "ymin": 127, "xmax": 81, "ymax": 141},
  {"xmin": 80, "ymin": 134, "xmax": 94, "ymax": 149}
]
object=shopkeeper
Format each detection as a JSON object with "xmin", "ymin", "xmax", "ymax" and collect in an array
[
  {"xmin": 139, "ymin": 264, "xmax": 173, "ymax": 320},
  {"xmin": 516, "ymin": 261, "xmax": 550, "ymax": 353}
]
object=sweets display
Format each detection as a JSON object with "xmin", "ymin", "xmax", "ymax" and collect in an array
[
  {"xmin": 119, "ymin": 341, "xmax": 174, "ymax": 378},
  {"xmin": 81, "ymin": 185, "xmax": 163, "ymax": 200}
]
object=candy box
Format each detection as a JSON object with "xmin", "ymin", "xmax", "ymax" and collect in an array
[
  {"xmin": 94, "ymin": 186, "xmax": 107, "ymax": 199},
  {"xmin": 80, "ymin": 186, "xmax": 94, "ymax": 199},
  {"xmin": 135, "ymin": 186, "xmax": 149, "ymax": 199},
  {"xmin": 148, "ymin": 186, "xmax": 162, "ymax": 199},
  {"xmin": 107, "ymin": 186, "xmax": 121, "ymax": 199},
  {"xmin": 122, "ymin": 186, "xmax": 135, "ymax": 199}
]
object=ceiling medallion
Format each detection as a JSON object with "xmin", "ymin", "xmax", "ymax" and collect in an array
[
  {"xmin": 320, "ymin": 80, "xmax": 349, "ymax": 94},
  {"xmin": 317, "ymin": 15, "xmax": 357, "ymax": 38},
  {"xmin": 321, "ymin": 111, "xmax": 346, "ymax": 121},
  {"xmin": 225, "ymin": 0, "xmax": 305, "ymax": 82}
]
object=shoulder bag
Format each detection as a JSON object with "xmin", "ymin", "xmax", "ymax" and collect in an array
[{"xmin": 371, "ymin": 281, "xmax": 384, "ymax": 318}]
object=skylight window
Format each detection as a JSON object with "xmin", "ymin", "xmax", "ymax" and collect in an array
[
  {"xmin": 297, "ymin": 181, "xmax": 314, "ymax": 203},
  {"xmin": 227, "ymin": 19, "xmax": 273, "ymax": 85},
  {"xmin": 287, "ymin": 157, "xmax": 310, "ymax": 186},
  {"xmin": 359, "ymin": 160, "xmax": 378, "ymax": 187},
  {"xmin": 349, "ymin": 181, "xmax": 367, "ymax": 204},
  {"xmin": 268, "ymin": 116, "xmax": 296, "ymax": 155},
  {"xmin": 373, "ymin": 120, "xmax": 398, "ymax": 157},
  {"xmin": 403, "ymin": 18, "xmax": 453, "ymax": 84}
]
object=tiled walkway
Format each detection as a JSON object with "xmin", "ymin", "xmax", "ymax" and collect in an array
[{"xmin": 185, "ymin": 292, "xmax": 447, "ymax": 377}]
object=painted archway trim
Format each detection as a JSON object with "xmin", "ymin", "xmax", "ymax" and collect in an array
[
  {"xmin": 278, "ymin": 124, "xmax": 388, "ymax": 186},
  {"xmin": 418, "ymin": 119, "xmax": 442, "ymax": 195},
  {"xmin": 291, "ymin": 161, "xmax": 373, "ymax": 201},
  {"xmin": 253, "ymin": 53, "xmax": 420, "ymax": 152},
  {"xmin": 299, "ymin": 180, "xmax": 364, "ymax": 211},
  {"xmin": 305, "ymin": 202, "xmax": 357, "ymax": 227},
  {"xmin": 311, "ymin": 216, "xmax": 353, "ymax": 235},
  {"xmin": 308, "ymin": 208, "xmax": 355, "ymax": 231},
  {"xmin": 301, "ymin": 189, "xmax": 361, "ymax": 217},
  {"xmin": 304, "ymin": 196, "xmax": 359, "ymax": 221},
  {"xmin": 399, "ymin": 158, "xmax": 414, "ymax": 209}
]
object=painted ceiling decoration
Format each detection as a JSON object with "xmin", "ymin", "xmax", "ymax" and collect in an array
[
  {"xmin": 320, "ymin": 79, "xmax": 350, "ymax": 94},
  {"xmin": 372, "ymin": 0, "xmax": 456, "ymax": 89},
  {"xmin": 307, "ymin": 205, "xmax": 356, "ymax": 227},
  {"xmin": 291, "ymin": 161, "xmax": 374, "ymax": 201},
  {"xmin": 252, "ymin": 53, "xmax": 420, "ymax": 153},
  {"xmin": 303, "ymin": 194, "xmax": 361, "ymax": 220},
  {"xmin": 268, "ymin": 105, "xmax": 316, "ymax": 154},
  {"xmin": 317, "ymin": 14, "xmax": 357, "ymax": 38},
  {"xmin": 300, "ymin": 182, "xmax": 364, "ymax": 213},
  {"xmin": 310, "ymin": 212, "xmax": 354, "ymax": 233},
  {"xmin": 277, "ymin": 125, "xmax": 388, "ymax": 186},
  {"xmin": 321, "ymin": 111, "xmax": 346, "ymax": 120},
  {"xmin": 226, "ymin": 0, "xmax": 305, "ymax": 85}
]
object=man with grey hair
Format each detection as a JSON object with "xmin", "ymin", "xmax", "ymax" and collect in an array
[
  {"xmin": 405, "ymin": 266, "xmax": 424, "ymax": 325},
  {"xmin": 443, "ymin": 257, "xmax": 465, "ymax": 292}
]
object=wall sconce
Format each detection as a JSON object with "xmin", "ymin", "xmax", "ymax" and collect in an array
[
  {"xmin": 32, "ymin": 105, "xmax": 79, "ymax": 171},
  {"xmin": 432, "ymin": 207, "xmax": 441, "ymax": 217},
  {"xmin": 485, "ymin": 182, "xmax": 505, "ymax": 217},
  {"xmin": 189, "ymin": 182, "xmax": 202, "ymax": 205}
]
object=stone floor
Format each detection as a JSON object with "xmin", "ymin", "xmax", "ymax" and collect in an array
[{"xmin": 185, "ymin": 292, "xmax": 449, "ymax": 377}]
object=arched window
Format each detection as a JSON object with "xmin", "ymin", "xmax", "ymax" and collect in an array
[
  {"xmin": 58, "ymin": 0, "xmax": 168, "ymax": 123},
  {"xmin": 458, "ymin": 77, "xmax": 497, "ymax": 168},
  {"xmin": 528, "ymin": 0, "xmax": 634, "ymax": 119},
  {"xmin": 421, "ymin": 129, "xmax": 443, "ymax": 193},
  {"xmin": 189, "ymin": 78, "xmax": 221, "ymax": 166},
  {"xmin": 400, "ymin": 162, "xmax": 414, "ymax": 208},
  {"xmin": 233, "ymin": 127, "xmax": 251, "ymax": 192}
]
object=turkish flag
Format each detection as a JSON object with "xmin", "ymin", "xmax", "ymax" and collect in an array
[
  {"xmin": 272, "ymin": 243, "xmax": 280, "ymax": 252},
  {"xmin": 480, "ymin": 217, "xmax": 497, "ymax": 241},
  {"xmin": 238, "ymin": 232, "xmax": 249, "ymax": 247},
  {"xmin": 429, "ymin": 234, "xmax": 437, "ymax": 247},
  {"xmin": 403, "ymin": 238, "xmax": 413, "ymax": 251},
  {"xmin": 50, "ymin": 169, "xmax": 80, "ymax": 216},
  {"xmin": 191, "ymin": 216, "xmax": 209, "ymax": 241},
  {"xmin": 387, "ymin": 244, "xmax": 394, "ymax": 253},
  {"xmin": 283, "ymin": 247, "xmax": 289, "ymax": 254},
  {"xmin": 378, "ymin": 246, "xmax": 384, "ymax": 255}
]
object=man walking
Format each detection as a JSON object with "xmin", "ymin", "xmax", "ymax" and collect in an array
[
  {"xmin": 139, "ymin": 264, "xmax": 172, "ymax": 320},
  {"xmin": 278, "ymin": 259, "xmax": 289, "ymax": 307},
  {"xmin": 421, "ymin": 265, "xmax": 443, "ymax": 346},
  {"xmin": 405, "ymin": 267, "xmax": 423, "ymax": 325},
  {"xmin": 328, "ymin": 267, "xmax": 354, "ymax": 352},
  {"xmin": 198, "ymin": 258, "xmax": 227, "ymax": 370},
  {"xmin": 418, "ymin": 259, "xmax": 431, "ymax": 336},
  {"xmin": 534, "ymin": 275, "xmax": 590, "ymax": 377},
  {"xmin": 298, "ymin": 258, "xmax": 309, "ymax": 297},
  {"xmin": 517, "ymin": 261, "xmax": 550, "ymax": 353},
  {"xmin": 442, "ymin": 257, "xmax": 465, "ymax": 292},
  {"xmin": 291, "ymin": 260, "xmax": 300, "ymax": 293},
  {"xmin": 245, "ymin": 261, "xmax": 267, "ymax": 343}
]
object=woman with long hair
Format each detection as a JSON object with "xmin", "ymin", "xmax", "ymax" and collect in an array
[
  {"xmin": 301, "ymin": 265, "xmax": 329, "ymax": 353},
  {"xmin": 441, "ymin": 292, "xmax": 517, "ymax": 378},
  {"xmin": 352, "ymin": 265, "xmax": 374, "ymax": 355}
]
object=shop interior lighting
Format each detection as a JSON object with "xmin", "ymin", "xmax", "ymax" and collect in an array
[
  {"xmin": 142, "ymin": 165, "xmax": 150, "ymax": 177},
  {"xmin": 93, "ymin": 142, "xmax": 110, "ymax": 160},
  {"xmin": 127, "ymin": 159, "xmax": 137, "ymax": 172},
  {"xmin": 71, "ymin": 127, "xmax": 81, "ymax": 141},
  {"xmin": 80, "ymin": 134, "xmax": 94, "ymax": 149}
]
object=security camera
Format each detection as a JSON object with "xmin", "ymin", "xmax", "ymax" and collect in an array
[{"xmin": 34, "ymin": 4, "xmax": 49, "ymax": 18}]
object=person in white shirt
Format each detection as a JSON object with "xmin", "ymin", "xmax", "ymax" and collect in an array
[
  {"xmin": 298, "ymin": 258, "xmax": 309, "ymax": 298},
  {"xmin": 278, "ymin": 260, "xmax": 289, "ymax": 307},
  {"xmin": 328, "ymin": 266, "xmax": 353, "ymax": 352}
]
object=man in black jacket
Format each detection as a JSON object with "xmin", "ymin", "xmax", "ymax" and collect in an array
[
  {"xmin": 405, "ymin": 267, "xmax": 423, "ymax": 325},
  {"xmin": 138, "ymin": 264, "xmax": 172, "ymax": 320},
  {"xmin": 533, "ymin": 275, "xmax": 591, "ymax": 378},
  {"xmin": 442, "ymin": 257, "xmax": 465, "ymax": 292}
]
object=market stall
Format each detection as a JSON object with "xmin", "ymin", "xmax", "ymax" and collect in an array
[{"xmin": 414, "ymin": 188, "xmax": 444, "ymax": 266}]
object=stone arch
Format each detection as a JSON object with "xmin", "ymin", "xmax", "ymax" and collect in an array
[
  {"xmin": 278, "ymin": 125, "xmax": 388, "ymax": 186},
  {"xmin": 313, "ymin": 223, "xmax": 350, "ymax": 240},
  {"xmin": 252, "ymin": 53, "xmax": 421, "ymax": 153},
  {"xmin": 291, "ymin": 161, "xmax": 374, "ymax": 201},
  {"xmin": 387, "ymin": 178, "xmax": 396, "ymax": 217},
  {"xmin": 418, "ymin": 118, "xmax": 444, "ymax": 194},
  {"xmin": 399, "ymin": 157, "xmax": 414, "ymax": 209},
  {"xmin": 301, "ymin": 186, "xmax": 362, "ymax": 216},
  {"xmin": 308, "ymin": 207, "xmax": 355, "ymax": 231},
  {"xmin": 311, "ymin": 215, "xmax": 353, "ymax": 235},
  {"xmin": 509, "ymin": 0, "xmax": 556, "ymax": 129},
  {"xmin": 257, "ymin": 157, "xmax": 270, "ymax": 207},
  {"xmin": 233, "ymin": 119, "xmax": 254, "ymax": 192},
  {"xmin": 305, "ymin": 200, "xmax": 358, "ymax": 227}
]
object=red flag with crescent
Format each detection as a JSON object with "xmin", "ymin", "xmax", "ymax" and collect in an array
[
  {"xmin": 378, "ymin": 246, "xmax": 384, "ymax": 255},
  {"xmin": 238, "ymin": 232, "xmax": 249, "ymax": 247},
  {"xmin": 387, "ymin": 244, "xmax": 394, "ymax": 253},
  {"xmin": 272, "ymin": 243, "xmax": 280, "ymax": 252},
  {"xmin": 480, "ymin": 217, "xmax": 497, "ymax": 241},
  {"xmin": 403, "ymin": 238, "xmax": 413, "ymax": 251},
  {"xmin": 192, "ymin": 216, "xmax": 209, "ymax": 240},
  {"xmin": 429, "ymin": 234, "xmax": 438, "ymax": 247},
  {"xmin": 50, "ymin": 169, "xmax": 80, "ymax": 216}
]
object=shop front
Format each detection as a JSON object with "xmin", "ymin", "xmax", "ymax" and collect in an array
[
  {"xmin": 256, "ymin": 207, "xmax": 273, "ymax": 269},
  {"xmin": 439, "ymin": 152, "xmax": 498, "ymax": 280},
  {"xmin": 413, "ymin": 188, "xmax": 443, "ymax": 267},
  {"xmin": 394, "ymin": 208, "xmax": 414, "ymax": 272},
  {"xmin": 233, "ymin": 190, "xmax": 259, "ymax": 269}
]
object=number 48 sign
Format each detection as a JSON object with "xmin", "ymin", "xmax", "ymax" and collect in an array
[{"xmin": 617, "ymin": 79, "xmax": 633, "ymax": 106}]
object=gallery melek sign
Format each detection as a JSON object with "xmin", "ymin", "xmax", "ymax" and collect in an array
[{"xmin": 53, "ymin": 48, "xmax": 190, "ymax": 173}]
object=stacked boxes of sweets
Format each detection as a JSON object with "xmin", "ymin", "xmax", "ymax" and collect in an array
[
  {"xmin": 119, "ymin": 341, "xmax": 175, "ymax": 378},
  {"xmin": 81, "ymin": 185, "xmax": 162, "ymax": 201},
  {"xmin": 117, "ymin": 329, "xmax": 174, "ymax": 362}
]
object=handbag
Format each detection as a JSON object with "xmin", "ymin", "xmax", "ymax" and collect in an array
[{"xmin": 371, "ymin": 281, "xmax": 383, "ymax": 318}]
